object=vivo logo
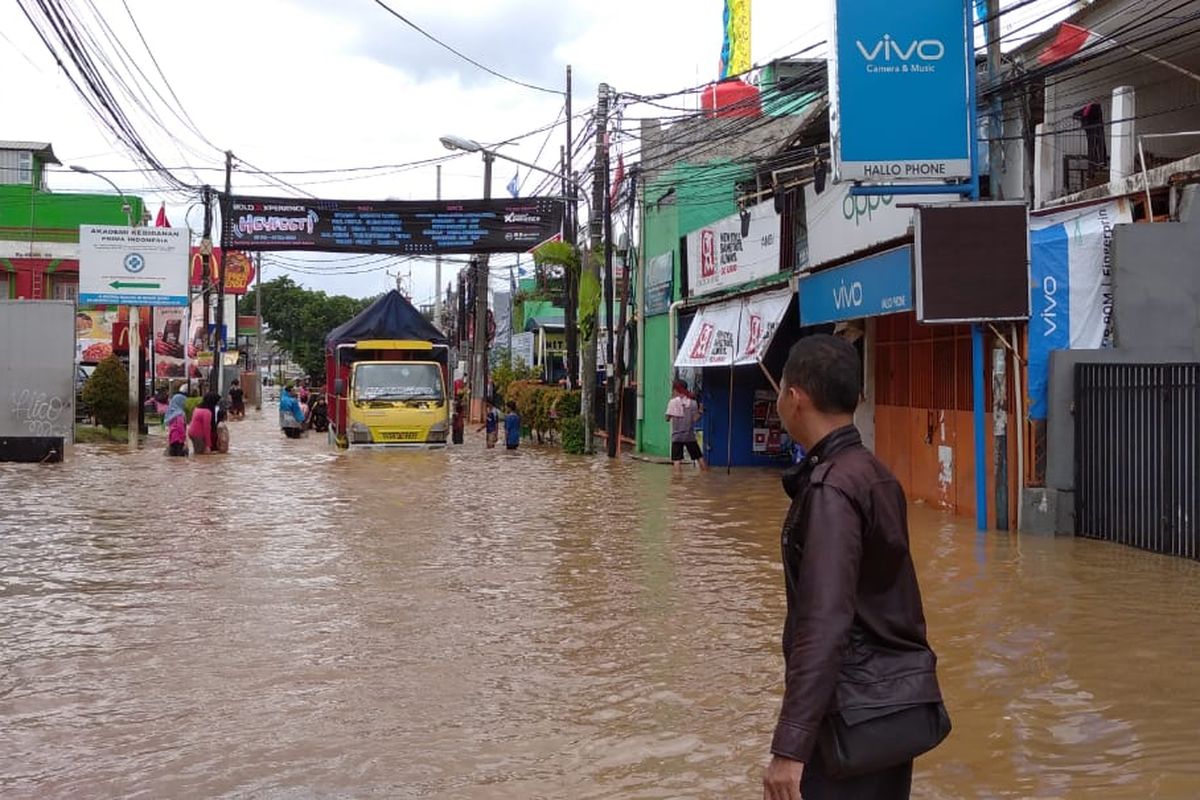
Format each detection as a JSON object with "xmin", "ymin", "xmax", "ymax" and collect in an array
[
  {"xmin": 855, "ymin": 34, "xmax": 945, "ymax": 62},
  {"xmin": 1041, "ymin": 276, "xmax": 1059, "ymax": 336},
  {"xmin": 833, "ymin": 280, "xmax": 865, "ymax": 310}
]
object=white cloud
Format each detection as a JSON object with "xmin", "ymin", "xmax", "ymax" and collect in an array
[{"xmin": 1, "ymin": 0, "xmax": 833, "ymax": 303}]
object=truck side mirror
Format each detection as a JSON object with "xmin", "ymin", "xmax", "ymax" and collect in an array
[{"xmin": 334, "ymin": 378, "xmax": 345, "ymax": 396}]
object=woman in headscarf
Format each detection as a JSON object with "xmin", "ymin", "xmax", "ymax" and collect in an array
[
  {"xmin": 164, "ymin": 391, "xmax": 188, "ymax": 457},
  {"xmin": 188, "ymin": 392, "xmax": 220, "ymax": 454},
  {"xmin": 279, "ymin": 383, "xmax": 305, "ymax": 439}
]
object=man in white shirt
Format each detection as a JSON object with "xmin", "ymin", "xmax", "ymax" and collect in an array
[{"xmin": 665, "ymin": 379, "xmax": 707, "ymax": 472}]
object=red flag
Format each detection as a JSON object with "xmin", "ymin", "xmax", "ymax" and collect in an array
[
  {"xmin": 609, "ymin": 152, "xmax": 625, "ymax": 210},
  {"xmin": 154, "ymin": 203, "xmax": 171, "ymax": 228},
  {"xmin": 1039, "ymin": 22, "xmax": 1108, "ymax": 66}
]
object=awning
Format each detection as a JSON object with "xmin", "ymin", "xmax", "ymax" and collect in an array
[{"xmin": 674, "ymin": 287, "xmax": 792, "ymax": 368}]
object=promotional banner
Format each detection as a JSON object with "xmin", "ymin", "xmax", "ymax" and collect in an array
[
  {"xmin": 223, "ymin": 195, "xmax": 562, "ymax": 255},
  {"xmin": 75, "ymin": 308, "xmax": 118, "ymax": 362},
  {"xmin": 752, "ymin": 389, "xmax": 785, "ymax": 455},
  {"xmin": 644, "ymin": 251, "xmax": 674, "ymax": 316},
  {"xmin": 190, "ymin": 248, "xmax": 256, "ymax": 294},
  {"xmin": 78, "ymin": 226, "xmax": 189, "ymax": 306},
  {"xmin": 831, "ymin": 0, "xmax": 971, "ymax": 182},
  {"xmin": 684, "ymin": 201, "xmax": 781, "ymax": 297},
  {"xmin": 675, "ymin": 288, "xmax": 792, "ymax": 368},
  {"xmin": 1028, "ymin": 199, "xmax": 1131, "ymax": 419},
  {"xmin": 804, "ymin": 184, "xmax": 943, "ymax": 268},
  {"xmin": 719, "ymin": 0, "xmax": 751, "ymax": 78},
  {"xmin": 152, "ymin": 307, "xmax": 188, "ymax": 380}
]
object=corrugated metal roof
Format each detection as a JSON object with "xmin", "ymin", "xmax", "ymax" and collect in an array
[{"xmin": 0, "ymin": 141, "xmax": 61, "ymax": 164}]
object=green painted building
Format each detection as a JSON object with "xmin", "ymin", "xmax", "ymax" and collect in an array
[
  {"xmin": 0, "ymin": 141, "xmax": 145, "ymax": 300},
  {"xmin": 638, "ymin": 160, "xmax": 748, "ymax": 458}
]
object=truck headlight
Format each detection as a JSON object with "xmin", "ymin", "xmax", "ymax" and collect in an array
[
  {"xmin": 427, "ymin": 419, "xmax": 448, "ymax": 443},
  {"xmin": 349, "ymin": 422, "xmax": 372, "ymax": 444}
]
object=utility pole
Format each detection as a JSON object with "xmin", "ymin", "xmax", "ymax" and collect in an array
[
  {"xmin": 613, "ymin": 166, "xmax": 638, "ymax": 458},
  {"xmin": 603, "ymin": 137, "xmax": 617, "ymax": 457},
  {"xmin": 254, "ymin": 251, "xmax": 263, "ymax": 410},
  {"xmin": 471, "ymin": 153, "xmax": 494, "ymax": 422},
  {"xmin": 434, "ymin": 164, "xmax": 443, "ymax": 331},
  {"xmin": 986, "ymin": 0, "xmax": 1003, "ymax": 198},
  {"xmin": 200, "ymin": 185, "xmax": 214, "ymax": 393},
  {"xmin": 583, "ymin": 82, "xmax": 609, "ymax": 453},
  {"xmin": 213, "ymin": 150, "xmax": 233, "ymax": 398},
  {"xmin": 563, "ymin": 66, "xmax": 579, "ymax": 391}
]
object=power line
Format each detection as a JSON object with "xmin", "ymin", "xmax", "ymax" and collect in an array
[{"xmin": 370, "ymin": 0, "xmax": 562, "ymax": 95}]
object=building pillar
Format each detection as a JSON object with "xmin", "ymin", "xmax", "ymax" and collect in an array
[{"xmin": 1111, "ymin": 86, "xmax": 1137, "ymax": 181}]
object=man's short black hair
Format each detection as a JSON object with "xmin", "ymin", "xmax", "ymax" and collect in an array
[{"xmin": 782, "ymin": 334, "xmax": 861, "ymax": 415}]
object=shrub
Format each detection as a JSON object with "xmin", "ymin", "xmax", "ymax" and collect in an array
[
  {"xmin": 492, "ymin": 356, "xmax": 539, "ymax": 405},
  {"xmin": 80, "ymin": 355, "xmax": 128, "ymax": 430},
  {"xmin": 560, "ymin": 415, "xmax": 586, "ymax": 454}
]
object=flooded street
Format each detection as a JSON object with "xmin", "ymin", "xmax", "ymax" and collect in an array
[{"xmin": 3, "ymin": 411, "xmax": 1200, "ymax": 799}]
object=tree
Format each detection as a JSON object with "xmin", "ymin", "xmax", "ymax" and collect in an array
[
  {"xmin": 241, "ymin": 276, "xmax": 377, "ymax": 378},
  {"xmin": 81, "ymin": 355, "xmax": 128, "ymax": 430},
  {"xmin": 533, "ymin": 240, "xmax": 581, "ymax": 388}
]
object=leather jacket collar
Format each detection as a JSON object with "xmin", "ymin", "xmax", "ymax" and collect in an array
[{"xmin": 782, "ymin": 425, "xmax": 863, "ymax": 498}]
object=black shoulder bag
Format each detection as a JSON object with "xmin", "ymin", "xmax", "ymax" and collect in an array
[{"xmin": 816, "ymin": 698, "xmax": 951, "ymax": 779}]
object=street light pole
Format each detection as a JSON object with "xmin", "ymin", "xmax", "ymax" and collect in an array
[
  {"xmin": 70, "ymin": 165, "xmax": 140, "ymax": 443},
  {"xmin": 472, "ymin": 152, "xmax": 494, "ymax": 423}
]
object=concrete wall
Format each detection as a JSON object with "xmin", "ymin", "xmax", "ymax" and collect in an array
[
  {"xmin": 1112, "ymin": 218, "xmax": 1200, "ymax": 354},
  {"xmin": 0, "ymin": 301, "xmax": 75, "ymax": 451}
]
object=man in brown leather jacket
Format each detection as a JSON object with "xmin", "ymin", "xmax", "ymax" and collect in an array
[{"xmin": 762, "ymin": 335, "xmax": 944, "ymax": 800}]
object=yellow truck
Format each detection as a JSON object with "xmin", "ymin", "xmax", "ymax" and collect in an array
[{"xmin": 324, "ymin": 292, "xmax": 451, "ymax": 448}]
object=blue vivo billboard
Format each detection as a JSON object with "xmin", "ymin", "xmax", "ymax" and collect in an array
[
  {"xmin": 831, "ymin": 0, "xmax": 972, "ymax": 183},
  {"xmin": 798, "ymin": 246, "xmax": 913, "ymax": 326}
]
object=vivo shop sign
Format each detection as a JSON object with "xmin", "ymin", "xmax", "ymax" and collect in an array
[{"xmin": 830, "ymin": 0, "xmax": 971, "ymax": 183}]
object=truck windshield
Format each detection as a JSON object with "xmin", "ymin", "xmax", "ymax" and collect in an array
[{"xmin": 354, "ymin": 363, "xmax": 444, "ymax": 403}]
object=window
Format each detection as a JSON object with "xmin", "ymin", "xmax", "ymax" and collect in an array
[
  {"xmin": 0, "ymin": 273, "xmax": 8, "ymax": 299},
  {"xmin": 51, "ymin": 278, "xmax": 78, "ymax": 303},
  {"xmin": 0, "ymin": 150, "xmax": 33, "ymax": 186}
]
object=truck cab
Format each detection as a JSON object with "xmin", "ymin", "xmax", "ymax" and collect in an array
[{"xmin": 328, "ymin": 340, "xmax": 450, "ymax": 448}]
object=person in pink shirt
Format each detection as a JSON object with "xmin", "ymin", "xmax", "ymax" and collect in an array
[
  {"xmin": 188, "ymin": 392, "xmax": 219, "ymax": 454},
  {"xmin": 164, "ymin": 392, "xmax": 188, "ymax": 457}
]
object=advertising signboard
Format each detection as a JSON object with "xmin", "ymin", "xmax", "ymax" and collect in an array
[
  {"xmin": 644, "ymin": 251, "xmax": 674, "ymax": 315},
  {"xmin": 78, "ymin": 226, "xmax": 189, "ymax": 307},
  {"xmin": 798, "ymin": 246, "xmax": 913, "ymax": 326},
  {"xmin": 189, "ymin": 248, "xmax": 256, "ymax": 294},
  {"xmin": 831, "ymin": 0, "xmax": 972, "ymax": 183},
  {"xmin": 914, "ymin": 203, "xmax": 1030, "ymax": 323},
  {"xmin": 804, "ymin": 183, "xmax": 944, "ymax": 268},
  {"xmin": 223, "ymin": 195, "xmax": 562, "ymax": 255},
  {"xmin": 684, "ymin": 201, "xmax": 781, "ymax": 297},
  {"xmin": 511, "ymin": 331, "xmax": 536, "ymax": 368}
]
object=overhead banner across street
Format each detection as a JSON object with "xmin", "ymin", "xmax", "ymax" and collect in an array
[{"xmin": 222, "ymin": 195, "xmax": 563, "ymax": 255}]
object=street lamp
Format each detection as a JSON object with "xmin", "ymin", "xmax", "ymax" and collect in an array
[{"xmin": 69, "ymin": 165, "xmax": 133, "ymax": 227}]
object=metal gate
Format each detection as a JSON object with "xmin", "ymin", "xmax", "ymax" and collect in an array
[{"xmin": 1075, "ymin": 363, "xmax": 1200, "ymax": 559}]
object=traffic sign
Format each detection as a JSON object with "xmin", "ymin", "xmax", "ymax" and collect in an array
[{"xmin": 78, "ymin": 226, "xmax": 189, "ymax": 306}]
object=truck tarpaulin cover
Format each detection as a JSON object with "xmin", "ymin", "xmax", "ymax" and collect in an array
[
  {"xmin": 325, "ymin": 290, "xmax": 447, "ymax": 349},
  {"xmin": 223, "ymin": 195, "xmax": 562, "ymax": 255}
]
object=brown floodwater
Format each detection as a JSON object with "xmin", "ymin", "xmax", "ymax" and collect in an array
[{"xmin": 2, "ymin": 410, "xmax": 1200, "ymax": 798}]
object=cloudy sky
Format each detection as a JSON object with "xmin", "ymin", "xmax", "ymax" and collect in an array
[{"xmin": 1, "ymin": 0, "xmax": 1065, "ymax": 304}]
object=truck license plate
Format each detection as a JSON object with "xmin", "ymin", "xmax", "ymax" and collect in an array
[{"xmin": 379, "ymin": 430, "xmax": 420, "ymax": 441}]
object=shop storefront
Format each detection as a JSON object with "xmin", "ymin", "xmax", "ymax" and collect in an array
[
  {"xmin": 673, "ymin": 286, "xmax": 796, "ymax": 467},
  {"xmin": 799, "ymin": 244, "xmax": 1018, "ymax": 520}
]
